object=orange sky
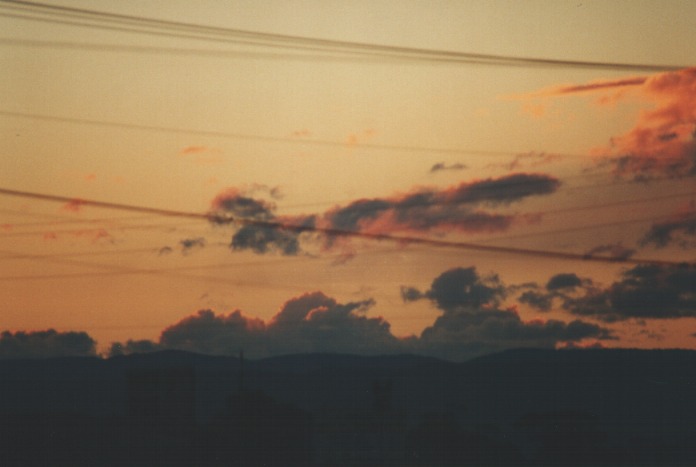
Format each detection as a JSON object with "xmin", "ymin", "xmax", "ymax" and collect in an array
[{"xmin": 0, "ymin": 0, "xmax": 694, "ymax": 359}]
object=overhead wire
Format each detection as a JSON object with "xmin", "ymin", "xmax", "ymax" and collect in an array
[
  {"xmin": 0, "ymin": 109, "xmax": 593, "ymax": 160},
  {"xmin": 0, "ymin": 0, "xmax": 686, "ymax": 72},
  {"xmin": 1, "ymin": 110, "xmax": 688, "ymax": 194},
  {"xmin": 0, "ymin": 186, "xmax": 688, "ymax": 267}
]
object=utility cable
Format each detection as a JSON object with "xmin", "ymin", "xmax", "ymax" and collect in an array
[
  {"xmin": 0, "ymin": 0, "xmax": 686, "ymax": 72},
  {"xmin": 0, "ymin": 186, "xmax": 688, "ymax": 266}
]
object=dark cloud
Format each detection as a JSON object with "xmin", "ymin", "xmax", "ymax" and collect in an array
[
  {"xmin": 518, "ymin": 290, "xmax": 554, "ymax": 311},
  {"xmin": 583, "ymin": 243, "xmax": 636, "ymax": 260},
  {"xmin": 430, "ymin": 162, "xmax": 467, "ymax": 173},
  {"xmin": 328, "ymin": 199, "xmax": 392, "ymax": 231},
  {"xmin": 322, "ymin": 173, "xmax": 558, "ymax": 235},
  {"xmin": 210, "ymin": 188, "xmax": 314, "ymax": 256},
  {"xmin": 159, "ymin": 309, "xmax": 265, "ymax": 355},
  {"xmin": 400, "ymin": 286, "xmax": 424, "ymax": 302},
  {"xmin": 640, "ymin": 211, "xmax": 696, "ymax": 248},
  {"xmin": 546, "ymin": 273, "xmax": 584, "ymax": 291},
  {"xmin": 108, "ymin": 339, "xmax": 161, "ymax": 357},
  {"xmin": 158, "ymin": 246, "xmax": 173, "ymax": 255},
  {"xmin": 149, "ymin": 293, "xmax": 401, "ymax": 358},
  {"xmin": 107, "ymin": 263, "xmax": 617, "ymax": 362},
  {"xmin": 402, "ymin": 267, "xmax": 611, "ymax": 360},
  {"xmin": 446, "ymin": 173, "xmax": 560, "ymax": 205},
  {"xmin": 211, "ymin": 188, "xmax": 275, "ymax": 220},
  {"xmin": 210, "ymin": 173, "xmax": 560, "ymax": 256},
  {"xmin": 231, "ymin": 225, "xmax": 301, "ymax": 255},
  {"xmin": 415, "ymin": 306, "xmax": 611, "ymax": 361},
  {"xmin": 522, "ymin": 264, "xmax": 696, "ymax": 322},
  {"xmin": 180, "ymin": 237, "xmax": 206, "ymax": 254},
  {"xmin": 408, "ymin": 266, "xmax": 507, "ymax": 310},
  {"xmin": 267, "ymin": 292, "xmax": 399, "ymax": 356},
  {"xmin": 0, "ymin": 329, "xmax": 96, "ymax": 359}
]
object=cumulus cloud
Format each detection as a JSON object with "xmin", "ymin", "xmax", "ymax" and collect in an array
[
  {"xmin": 402, "ymin": 267, "xmax": 611, "ymax": 359},
  {"xmin": 0, "ymin": 329, "xmax": 97, "ymax": 359},
  {"xmin": 159, "ymin": 309, "xmax": 266, "ymax": 355},
  {"xmin": 403, "ymin": 266, "xmax": 506, "ymax": 310},
  {"xmin": 113, "ymin": 292, "xmax": 401, "ymax": 359},
  {"xmin": 518, "ymin": 272, "xmax": 592, "ymax": 312},
  {"xmin": 546, "ymin": 273, "xmax": 586, "ymax": 291},
  {"xmin": 107, "ymin": 265, "xmax": 620, "ymax": 362},
  {"xmin": 519, "ymin": 264, "xmax": 696, "ymax": 322},
  {"xmin": 210, "ymin": 173, "xmax": 560, "ymax": 256}
]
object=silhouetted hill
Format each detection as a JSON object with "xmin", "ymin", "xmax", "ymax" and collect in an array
[{"xmin": 0, "ymin": 348, "xmax": 695, "ymax": 465}]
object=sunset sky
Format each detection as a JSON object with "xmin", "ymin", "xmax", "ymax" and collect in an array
[{"xmin": 1, "ymin": 0, "xmax": 694, "ymax": 360}]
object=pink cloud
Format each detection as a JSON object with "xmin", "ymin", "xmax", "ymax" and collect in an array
[
  {"xmin": 62, "ymin": 199, "xmax": 85, "ymax": 213},
  {"xmin": 179, "ymin": 146, "xmax": 224, "ymax": 166},
  {"xmin": 291, "ymin": 129, "xmax": 311, "ymax": 137},
  {"xmin": 596, "ymin": 68, "xmax": 696, "ymax": 179},
  {"xmin": 180, "ymin": 145, "xmax": 208, "ymax": 155},
  {"xmin": 519, "ymin": 68, "xmax": 696, "ymax": 179}
]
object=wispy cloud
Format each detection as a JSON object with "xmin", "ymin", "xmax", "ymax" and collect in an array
[{"xmin": 430, "ymin": 162, "xmax": 467, "ymax": 173}]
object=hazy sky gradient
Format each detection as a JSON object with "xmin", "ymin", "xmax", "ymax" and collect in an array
[{"xmin": 1, "ymin": 0, "xmax": 694, "ymax": 358}]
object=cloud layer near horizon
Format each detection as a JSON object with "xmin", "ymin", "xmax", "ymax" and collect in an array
[
  {"xmin": 107, "ymin": 266, "xmax": 610, "ymax": 361},
  {"xmin": 210, "ymin": 173, "xmax": 560, "ymax": 256}
]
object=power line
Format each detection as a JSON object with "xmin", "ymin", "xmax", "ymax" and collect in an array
[
  {"xmin": 0, "ymin": 37, "xmax": 396, "ymax": 63},
  {"xmin": 0, "ymin": 109, "xmax": 592, "ymax": 160},
  {"xmin": 0, "ymin": 186, "xmax": 687, "ymax": 267},
  {"xmin": 0, "ymin": 0, "xmax": 686, "ymax": 72}
]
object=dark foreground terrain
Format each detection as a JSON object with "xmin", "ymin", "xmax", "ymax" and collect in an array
[{"xmin": 0, "ymin": 348, "xmax": 694, "ymax": 466}]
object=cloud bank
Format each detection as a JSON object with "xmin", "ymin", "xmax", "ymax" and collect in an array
[
  {"xmin": 519, "ymin": 264, "xmax": 696, "ymax": 322},
  {"xmin": 401, "ymin": 267, "xmax": 612, "ymax": 360},
  {"xmin": 108, "ymin": 266, "xmax": 611, "ymax": 361}
]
